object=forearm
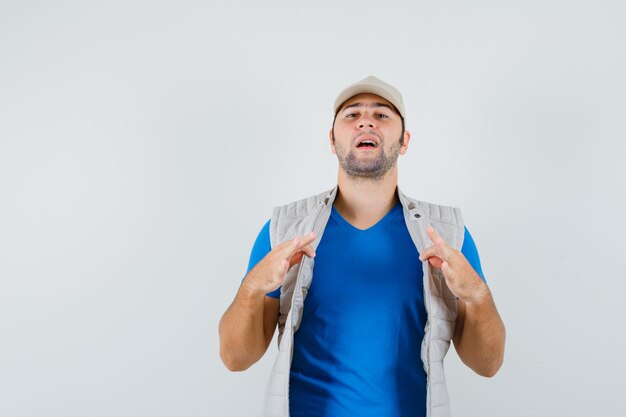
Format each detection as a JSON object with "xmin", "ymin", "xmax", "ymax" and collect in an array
[
  {"xmin": 218, "ymin": 281, "xmax": 268, "ymax": 372},
  {"xmin": 456, "ymin": 286, "xmax": 506, "ymax": 377},
  {"xmin": 219, "ymin": 232, "xmax": 315, "ymax": 371}
]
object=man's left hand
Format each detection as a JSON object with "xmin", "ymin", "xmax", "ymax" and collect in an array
[{"xmin": 418, "ymin": 226, "xmax": 488, "ymax": 305}]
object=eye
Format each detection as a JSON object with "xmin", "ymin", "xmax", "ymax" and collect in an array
[
  {"xmin": 376, "ymin": 113, "xmax": 389, "ymax": 119},
  {"xmin": 345, "ymin": 113, "xmax": 357, "ymax": 119}
]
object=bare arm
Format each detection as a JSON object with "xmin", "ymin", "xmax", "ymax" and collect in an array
[
  {"xmin": 452, "ymin": 288, "xmax": 505, "ymax": 377},
  {"xmin": 218, "ymin": 232, "xmax": 316, "ymax": 372},
  {"xmin": 419, "ymin": 226, "xmax": 505, "ymax": 377},
  {"xmin": 218, "ymin": 285, "xmax": 279, "ymax": 371}
]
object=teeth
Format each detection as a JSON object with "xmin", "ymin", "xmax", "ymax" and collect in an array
[{"xmin": 360, "ymin": 140, "xmax": 376, "ymax": 146}]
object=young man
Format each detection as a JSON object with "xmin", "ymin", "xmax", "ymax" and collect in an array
[{"xmin": 219, "ymin": 76, "xmax": 506, "ymax": 417}]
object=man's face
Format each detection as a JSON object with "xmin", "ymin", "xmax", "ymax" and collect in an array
[{"xmin": 330, "ymin": 93, "xmax": 410, "ymax": 181}]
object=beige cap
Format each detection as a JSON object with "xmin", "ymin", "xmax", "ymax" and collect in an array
[{"xmin": 333, "ymin": 75, "xmax": 405, "ymax": 119}]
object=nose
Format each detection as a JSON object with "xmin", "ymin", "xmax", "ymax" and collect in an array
[{"xmin": 357, "ymin": 114, "xmax": 376, "ymax": 129}]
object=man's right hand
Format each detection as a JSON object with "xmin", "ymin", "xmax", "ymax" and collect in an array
[
  {"xmin": 220, "ymin": 232, "xmax": 316, "ymax": 371},
  {"xmin": 243, "ymin": 232, "xmax": 317, "ymax": 295}
]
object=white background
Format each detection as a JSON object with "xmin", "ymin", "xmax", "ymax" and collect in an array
[{"xmin": 1, "ymin": 1, "xmax": 625, "ymax": 416}]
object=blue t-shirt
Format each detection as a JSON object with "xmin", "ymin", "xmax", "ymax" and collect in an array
[{"xmin": 244, "ymin": 201, "xmax": 484, "ymax": 417}]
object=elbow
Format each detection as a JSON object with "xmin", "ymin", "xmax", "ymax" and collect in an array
[
  {"xmin": 219, "ymin": 336, "xmax": 263, "ymax": 372},
  {"xmin": 218, "ymin": 318, "xmax": 254, "ymax": 372},
  {"xmin": 220, "ymin": 348, "xmax": 252, "ymax": 372},
  {"xmin": 476, "ymin": 350, "xmax": 504, "ymax": 378},
  {"xmin": 217, "ymin": 314, "xmax": 270, "ymax": 372},
  {"xmin": 478, "ymin": 325, "xmax": 506, "ymax": 378},
  {"xmin": 477, "ymin": 360, "xmax": 502, "ymax": 378}
]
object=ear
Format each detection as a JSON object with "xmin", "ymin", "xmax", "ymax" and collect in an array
[
  {"xmin": 329, "ymin": 129, "xmax": 336, "ymax": 154},
  {"xmin": 399, "ymin": 130, "xmax": 411, "ymax": 155}
]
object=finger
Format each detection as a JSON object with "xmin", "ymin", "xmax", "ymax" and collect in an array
[
  {"xmin": 418, "ymin": 245, "xmax": 438, "ymax": 261},
  {"xmin": 428, "ymin": 257, "xmax": 444, "ymax": 269},
  {"xmin": 442, "ymin": 261, "xmax": 456, "ymax": 280},
  {"xmin": 289, "ymin": 251, "xmax": 304, "ymax": 268},
  {"xmin": 298, "ymin": 243, "xmax": 316, "ymax": 258},
  {"xmin": 427, "ymin": 226, "xmax": 447, "ymax": 247},
  {"xmin": 283, "ymin": 232, "xmax": 316, "ymax": 258},
  {"xmin": 280, "ymin": 236, "xmax": 302, "ymax": 257},
  {"xmin": 427, "ymin": 226, "xmax": 454, "ymax": 262},
  {"xmin": 298, "ymin": 232, "xmax": 316, "ymax": 248},
  {"xmin": 279, "ymin": 259, "xmax": 289, "ymax": 275}
]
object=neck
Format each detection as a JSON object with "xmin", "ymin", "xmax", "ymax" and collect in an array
[{"xmin": 333, "ymin": 167, "xmax": 399, "ymax": 229}]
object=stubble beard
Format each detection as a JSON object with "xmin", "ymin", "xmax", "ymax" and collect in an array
[{"xmin": 332, "ymin": 131, "xmax": 404, "ymax": 182}]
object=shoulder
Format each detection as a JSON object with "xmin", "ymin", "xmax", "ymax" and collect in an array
[
  {"xmin": 270, "ymin": 188, "xmax": 336, "ymax": 246},
  {"xmin": 271, "ymin": 188, "xmax": 336, "ymax": 220},
  {"xmin": 400, "ymin": 193, "xmax": 464, "ymax": 227},
  {"xmin": 399, "ymin": 190, "xmax": 464, "ymax": 250}
]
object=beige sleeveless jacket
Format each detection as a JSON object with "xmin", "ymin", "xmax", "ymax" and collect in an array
[{"xmin": 262, "ymin": 187, "xmax": 464, "ymax": 417}]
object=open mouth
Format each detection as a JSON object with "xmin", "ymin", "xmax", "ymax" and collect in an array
[{"xmin": 356, "ymin": 138, "xmax": 378, "ymax": 148}]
